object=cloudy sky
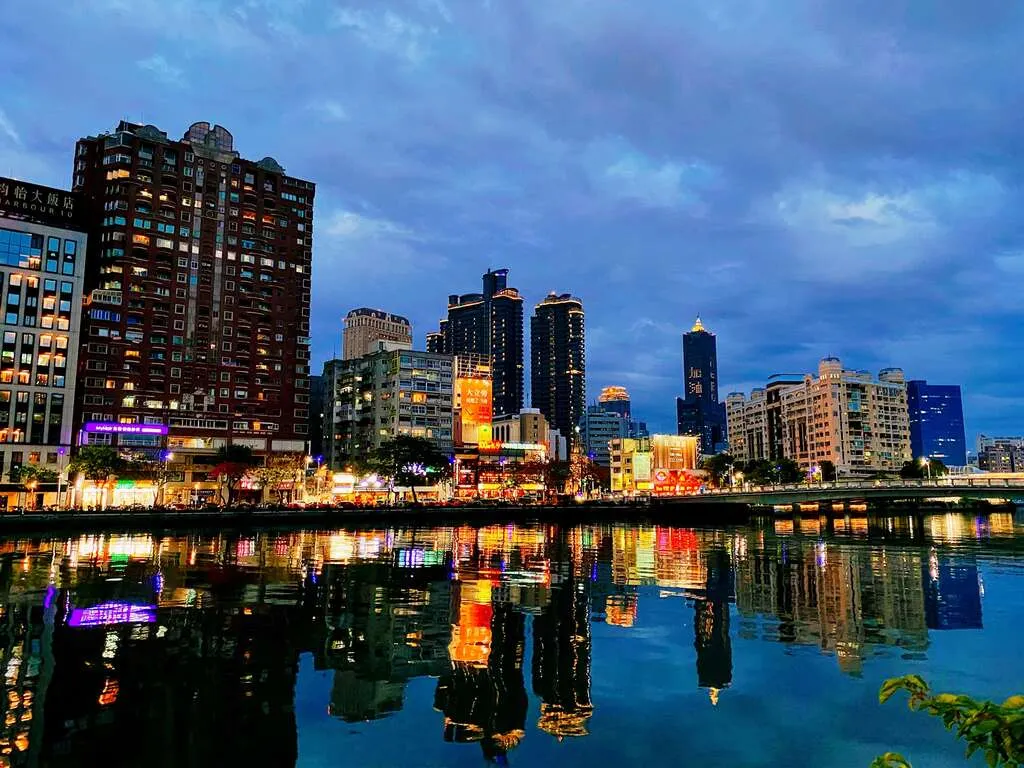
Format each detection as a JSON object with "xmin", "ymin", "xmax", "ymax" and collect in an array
[{"xmin": 2, "ymin": 0, "xmax": 1022, "ymax": 439}]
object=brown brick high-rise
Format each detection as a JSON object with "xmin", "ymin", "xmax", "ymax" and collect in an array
[{"xmin": 72, "ymin": 121, "xmax": 314, "ymax": 500}]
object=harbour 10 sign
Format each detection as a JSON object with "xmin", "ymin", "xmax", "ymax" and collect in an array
[{"xmin": 0, "ymin": 177, "xmax": 82, "ymax": 229}]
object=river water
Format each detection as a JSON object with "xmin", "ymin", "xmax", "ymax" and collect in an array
[{"xmin": 0, "ymin": 510, "xmax": 1021, "ymax": 767}]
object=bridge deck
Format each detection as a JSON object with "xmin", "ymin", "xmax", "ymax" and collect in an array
[{"xmin": 652, "ymin": 478, "xmax": 1024, "ymax": 507}]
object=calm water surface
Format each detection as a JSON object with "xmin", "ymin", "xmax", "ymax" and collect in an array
[{"xmin": 0, "ymin": 511, "xmax": 1022, "ymax": 767}]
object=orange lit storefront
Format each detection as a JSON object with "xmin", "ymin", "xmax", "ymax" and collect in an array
[{"xmin": 453, "ymin": 443, "xmax": 546, "ymax": 500}]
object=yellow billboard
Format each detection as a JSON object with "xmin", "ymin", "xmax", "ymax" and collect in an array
[{"xmin": 455, "ymin": 377, "xmax": 493, "ymax": 446}]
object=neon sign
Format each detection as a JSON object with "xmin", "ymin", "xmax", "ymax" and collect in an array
[{"xmin": 83, "ymin": 422, "xmax": 169, "ymax": 436}]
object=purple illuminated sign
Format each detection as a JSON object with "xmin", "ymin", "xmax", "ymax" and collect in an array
[
  {"xmin": 83, "ymin": 422, "xmax": 168, "ymax": 436},
  {"xmin": 67, "ymin": 601, "xmax": 157, "ymax": 627}
]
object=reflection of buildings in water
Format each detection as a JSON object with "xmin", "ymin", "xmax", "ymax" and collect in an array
[
  {"xmin": 694, "ymin": 549, "xmax": 733, "ymax": 704},
  {"xmin": 532, "ymin": 568, "xmax": 594, "ymax": 738},
  {"xmin": 319, "ymin": 560, "xmax": 452, "ymax": 722},
  {"xmin": 41, "ymin": 602, "xmax": 300, "ymax": 767},
  {"xmin": 435, "ymin": 593, "xmax": 527, "ymax": 761},
  {"xmin": 923, "ymin": 551, "xmax": 983, "ymax": 630},
  {"xmin": 0, "ymin": 574, "xmax": 51, "ymax": 767},
  {"xmin": 733, "ymin": 538, "xmax": 929, "ymax": 675}
]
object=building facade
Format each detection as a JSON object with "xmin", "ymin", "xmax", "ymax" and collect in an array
[
  {"xmin": 0, "ymin": 178, "xmax": 88, "ymax": 507},
  {"xmin": 609, "ymin": 434, "xmax": 700, "ymax": 495},
  {"xmin": 577, "ymin": 404, "xmax": 627, "ymax": 467},
  {"xmin": 531, "ymin": 293, "xmax": 585, "ymax": 445},
  {"xmin": 491, "ymin": 408, "xmax": 549, "ymax": 447},
  {"xmin": 678, "ymin": 317, "xmax": 725, "ymax": 454},
  {"xmin": 725, "ymin": 375, "xmax": 802, "ymax": 462},
  {"xmin": 597, "ymin": 386, "xmax": 630, "ymax": 419},
  {"xmin": 342, "ymin": 308, "xmax": 411, "ymax": 361},
  {"xmin": 323, "ymin": 348, "xmax": 453, "ymax": 466},
  {"xmin": 429, "ymin": 269, "xmax": 523, "ymax": 416},
  {"xmin": 976, "ymin": 436, "xmax": 1024, "ymax": 472},
  {"xmin": 907, "ymin": 380, "xmax": 967, "ymax": 466},
  {"xmin": 727, "ymin": 358, "xmax": 911, "ymax": 476},
  {"xmin": 72, "ymin": 121, "xmax": 313, "ymax": 485}
]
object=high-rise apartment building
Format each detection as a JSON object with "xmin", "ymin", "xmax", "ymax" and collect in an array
[
  {"xmin": 531, "ymin": 292, "xmax": 585, "ymax": 444},
  {"xmin": 322, "ymin": 348, "xmax": 453, "ymax": 466},
  {"xmin": 727, "ymin": 357, "xmax": 911, "ymax": 475},
  {"xmin": 725, "ymin": 374, "xmax": 802, "ymax": 462},
  {"xmin": 678, "ymin": 317, "xmax": 725, "ymax": 454},
  {"xmin": 0, "ymin": 178, "xmax": 88, "ymax": 506},
  {"xmin": 429, "ymin": 269, "xmax": 523, "ymax": 416},
  {"xmin": 72, "ymin": 121, "xmax": 313, "ymax": 463},
  {"xmin": 342, "ymin": 308, "xmax": 411, "ymax": 360},
  {"xmin": 907, "ymin": 380, "xmax": 967, "ymax": 466}
]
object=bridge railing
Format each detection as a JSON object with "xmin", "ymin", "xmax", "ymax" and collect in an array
[{"xmin": 700, "ymin": 477, "xmax": 1024, "ymax": 495}]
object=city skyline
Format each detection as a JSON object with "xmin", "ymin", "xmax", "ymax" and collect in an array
[{"xmin": 2, "ymin": 3, "xmax": 1022, "ymax": 439}]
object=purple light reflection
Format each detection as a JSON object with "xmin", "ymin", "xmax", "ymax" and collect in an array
[{"xmin": 67, "ymin": 601, "xmax": 157, "ymax": 627}]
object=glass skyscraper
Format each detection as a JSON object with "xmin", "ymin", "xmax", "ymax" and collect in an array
[{"xmin": 907, "ymin": 380, "xmax": 966, "ymax": 466}]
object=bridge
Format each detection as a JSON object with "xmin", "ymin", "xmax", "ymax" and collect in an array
[{"xmin": 651, "ymin": 477, "xmax": 1024, "ymax": 510}]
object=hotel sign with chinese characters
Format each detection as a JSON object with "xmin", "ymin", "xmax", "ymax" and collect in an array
[
  {"xmin": 0, "ymin": 177, "xmax": 83, "ymax": 230},
  {"xmin": 83, "ymin": 422, "xmax": 169, "ymax": 436}
]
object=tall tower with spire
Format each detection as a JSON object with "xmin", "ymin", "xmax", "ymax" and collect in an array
[{"xmin": 677, "ymin": 316, "xmax": 725, "ymax": 454}]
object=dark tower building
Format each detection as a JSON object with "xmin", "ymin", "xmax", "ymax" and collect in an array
[
  {"xmin": 531, "ymin": 293, "xmax": 585, "ymax": 444},
  {"xmin": 907, "ymin": 380, "xmax": 967, "ymax": 466},
  {"xmin": 72, "ymin": 121, "xmax": 314, "ymax": 468},
  {"xmin": 677, "ymin": 316, "xmax": 725, "ymax": 455},
  {"xmin": 430, "ymin": 269, "xmax": 523, "ymax": 416}
]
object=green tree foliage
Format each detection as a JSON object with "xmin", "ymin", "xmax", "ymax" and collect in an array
[
  {"xmin": 209, "ymin": 445, "xmax": 258, "ymax": 507},
  {"xmin": 12, "ymin": 464, "xmax": 59, "ymax": 488},
  {"xmin": 702, "ymin": 453, "xmax": 735, "ymax": 487},
  {"xmin": 899, "ymin": 459, "xmax": 949, "ymax": 479},
  {"xmin": 873, "ymin": 675, "xmax": 1024, "ymax": 767},
  {"xmin": 246, "ymin": 453, "xmax": 304, "ymax": 506},
  {"xmin": 68, "ymin": 446, "xmax": 126, "ymax": 484},
  {"xmin": 367, "ymin": 436, "xmax": 452, "ymax": 503},
  {"xmin": 820, "ymin": 460, "xmax": 837, "ymax": 482},
  {"xmin": 738, "ymin": 458, "xmax": 803, "ymax": 485}
]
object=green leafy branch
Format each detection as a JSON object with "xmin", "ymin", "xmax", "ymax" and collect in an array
[{"xmin": 872, "ymin": 675, "xmax": 1024, "ymax": 768}]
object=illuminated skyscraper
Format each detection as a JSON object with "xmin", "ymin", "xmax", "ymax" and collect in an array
[
  {"xmin": 430, "ymin": 269, "xmax": 523, "ymax": 416},
  {"xmin": 597, "ymin": 386, "xmax": 630, "ymax": 419},
  {"xmin": 677, "ymin": 317, "xmax": 726, "ymax": 454},
  {"xmin": 531, "ymin": 293, "xmax": 585, "ymax": 445}
]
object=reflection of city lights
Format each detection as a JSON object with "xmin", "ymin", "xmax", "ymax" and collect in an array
[{"xmin": 98, "ymin": 678, "xmax": 119, "ymax": 706}]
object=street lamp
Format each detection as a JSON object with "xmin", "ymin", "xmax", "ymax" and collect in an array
[
  {"xmin": 919, "ymin": 456, "xmax": 932, "ymax": 480},
  {"xmin": 56, "ymin": 446, "xmax": 68, "ymax": 511},
  {"xmin": 158, "ymin": 450, "xmax": 174, "ymax": 507}
]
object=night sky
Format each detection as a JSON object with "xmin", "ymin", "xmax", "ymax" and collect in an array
[{"xmin": 2, "ymin": 1, "xmax": 1022, "ymax": 439}]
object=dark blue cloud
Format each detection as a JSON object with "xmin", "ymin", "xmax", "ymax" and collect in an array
[{"xmin": 1, "ymin": 0, "xmax": 1021, "ymax": 440}]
